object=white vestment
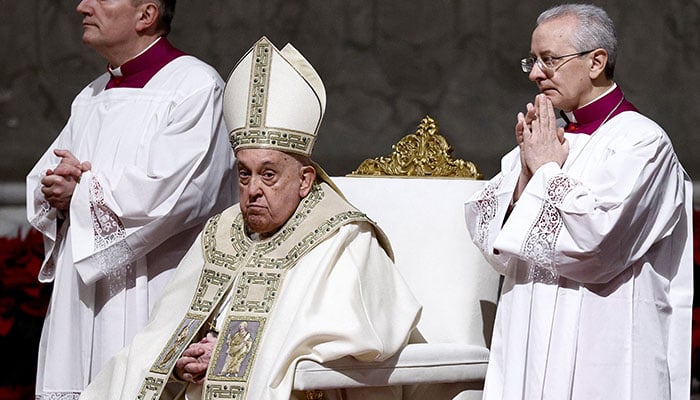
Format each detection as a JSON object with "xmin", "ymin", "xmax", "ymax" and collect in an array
[
  {"xmin": 80, "ymin": 188, "xmax": 421, "ymax": 400},
  {"xmin": 26, "ymin": 55, "xmax": 236, "ymax": 399},
  {"xmin": 465, "ymin": 111, "xmax": 693, "ymax": 400}
]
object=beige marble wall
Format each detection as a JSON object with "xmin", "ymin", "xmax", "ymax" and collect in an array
[{"xmin": 1, "ymin": 0, "xmax": 698, "ymax": 184}]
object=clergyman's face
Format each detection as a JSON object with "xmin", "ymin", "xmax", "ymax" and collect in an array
[
  {"xmin": 236, "ymin": 148, "xmax": 315, "ymax": 238},
  {"xmin": 528, "ymin": 15, "xmax": 595, "ymax": 111},
  {"xmin": 76, "ymin": 0, "xmax": 141, "ymax": 57}
]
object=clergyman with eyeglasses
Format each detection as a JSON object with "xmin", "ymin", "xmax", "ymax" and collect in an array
[{"xmin": 465, "ymin": 4, "xmax": 692, "ymax": 399}]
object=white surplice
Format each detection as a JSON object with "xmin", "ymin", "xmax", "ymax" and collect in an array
[
  {"xmin": 80, "ymin": 219, "xmax": 421, "ymax": 400},
  {"xmin": 465, "ymin": 111, "xmax": 692, "ymax": 400},
  {"xmin": 26, "ymin": 55, "xmax": 236, "ymax": 399}
]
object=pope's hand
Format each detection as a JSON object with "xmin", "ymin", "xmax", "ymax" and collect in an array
[{"xmin": 174, "ymin": 332, "xmax": 218, "ymax": 384}]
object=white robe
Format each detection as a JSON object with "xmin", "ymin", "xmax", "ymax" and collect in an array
[
  {"xmin": 465, "ymin": 111, "xmax": 692, "ymax": 400},
  {"xmin": 80, "ymin": 221, "xmax": 421, "ymax": 400},
  {"xmin": 26, "ymin": 55, "xmax": 236, "ymax": 399}
]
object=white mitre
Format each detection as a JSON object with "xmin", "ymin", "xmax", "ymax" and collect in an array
[{"xmin": 223, "ymin": 36, "xmax": 326, "ymax": 157}]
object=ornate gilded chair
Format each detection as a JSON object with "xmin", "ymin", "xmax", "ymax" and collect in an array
[{"xmin": 292, "ymin": 116, "xmax": 500, "ymax": 400}]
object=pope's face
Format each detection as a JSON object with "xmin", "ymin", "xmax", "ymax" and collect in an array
[
  {"xmin": 528, "ymin": 16, "xmax": 595, "ymax": 112},
  {"xmin": 76, "ymin": 0, "xmax": 142, "ymax": 60},
  {"xmin": 237, "ymin": 149, "xmax": 315, "ymax": 238}
]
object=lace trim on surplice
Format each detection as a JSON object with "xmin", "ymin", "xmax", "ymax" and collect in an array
[
  {"xmin": 30, "ymin": 181, "xmax": 61, "ymax": 279},
  {"xmin": 30, "ymin": 197, "xmax": 53, "ymax": 232},
  {"xmin": 89, "ymin": 176, "xmax": 135, "ymax": 293},
  {"xmin": 35, "ymin": 391, "xmax": 80, "ymax": 400},
  {"xmin": 474, "ymin": 176, "xmax": 502, "ymax": 252},
  {"xmin": 522, "ymin": 174, "xmax": 578, "ymax": 283}
]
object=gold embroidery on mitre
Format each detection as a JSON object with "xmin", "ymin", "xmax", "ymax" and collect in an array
[
  {"xmin": 230, "ymin": 128, "xmax": 315, "ymax": 156},
  {"xmin": 351, "ymin": 115, "xmax": 482, "ymax": 178},
  {"xmin": 228, "ymin": 38, "xmax": 315, "ymax": 157},
  {"xmin": 248, "ymin": 40, "xmax": 270, "ymax": 129}
]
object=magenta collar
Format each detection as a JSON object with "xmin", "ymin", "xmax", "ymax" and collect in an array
[
  {"xmin": 106, "ymin": 38, "xmax": 186, "ymax": 90},
  {"xmin": 562, "ymin": 86, "xmax": 638, "ymax": 134}
]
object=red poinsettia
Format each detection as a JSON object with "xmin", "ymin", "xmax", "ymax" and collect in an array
[
  {"xmin": 694, "ymin": 209, "xmax": 700, "ymax": 266},
  {"xmin": 0, "ymin": 229, "xmax": 49, "ymax": 336}
]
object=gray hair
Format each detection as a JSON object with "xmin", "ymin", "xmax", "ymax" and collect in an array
[{"xmin": 537, "ymin": 4, "xmax": 617, "ymax": 79}]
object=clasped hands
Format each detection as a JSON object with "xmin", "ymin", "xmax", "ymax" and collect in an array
[
  {"xmin": 40, "ymin": 149, "xmax": 92, "ymax": 211},
  {"xmin": 515, "ymin": 94, "xmax": 569, "ymax": 176},
  {"xmin": 174, "ymin": 332, "xmax": 218, "ymax": 384}
]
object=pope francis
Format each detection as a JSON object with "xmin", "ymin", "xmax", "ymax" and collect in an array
[{"xmin": 80, "ymin": 36, "xmax": 421, "ymax": 400}]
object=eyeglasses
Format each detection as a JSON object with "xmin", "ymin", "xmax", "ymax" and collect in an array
[{"xmin": 520, "ymin": 50, "xmax": 595, "ymax": 73}]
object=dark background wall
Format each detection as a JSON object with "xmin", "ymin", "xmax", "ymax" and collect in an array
[{"xmin": 1, "ymin": 0, "xmax": 698, "ymax": 183}]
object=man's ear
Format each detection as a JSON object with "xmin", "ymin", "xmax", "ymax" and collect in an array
[
  {"xmin": 299, "ymin": 165, "xmax": 317, "ymax": 197},
  {"xmin": 135, "ymin": 2, "xmax": 159, "ymax": 33},
  {"xmin": 588, "ymin": 48, "xmax": 608, "ymax": 80}
]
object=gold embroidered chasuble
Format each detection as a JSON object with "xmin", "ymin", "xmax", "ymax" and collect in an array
[{"xmin": 135, "ymin": 181, "xmax": 386, "ymax": 399}]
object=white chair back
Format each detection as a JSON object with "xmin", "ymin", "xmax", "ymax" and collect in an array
[{"xmin": 333, "ymin": 176, "xmax": 500, "ymax": 348}]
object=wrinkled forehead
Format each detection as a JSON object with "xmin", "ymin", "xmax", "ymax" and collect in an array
[{"xmin": 235, "ymin": 148, "xmax": 301, "ymax": 170}]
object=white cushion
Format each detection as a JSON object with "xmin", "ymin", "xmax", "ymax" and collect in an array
[{"xmin": 293, "ymin": 343, "xmax": 489, "ymax": 390}]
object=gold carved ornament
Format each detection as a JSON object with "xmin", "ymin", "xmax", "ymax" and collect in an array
[
  {"xmin": 305, "ymin": 390, "xmax": 326, "ymax": 400},
  {"xmin": 350, "ymin": 115, "xmax": 482, "ymax": 178}
]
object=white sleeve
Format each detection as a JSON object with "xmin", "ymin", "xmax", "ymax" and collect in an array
[
  {"xmin": 70, "ymin": 80, "xmax": 234, "ymax": 285},
  {"xmin": 494, "ymin": 125, "xmax": 686, "ymax": 284},
  {"xmin": 464, "ymin": 146, "xmax": 522, "ymax": 276}
]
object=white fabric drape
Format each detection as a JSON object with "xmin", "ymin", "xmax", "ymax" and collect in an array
[
  {"xmin": 81, "ymin": 221, "xmax": 420, "ymax": 400},
  {"xmin": 27, "ymin": 55, "xmax": 236, "ymax": 399},
  {"xmin": 466, "ymin": 111, "xmax": 692, "ymax": 400}
]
